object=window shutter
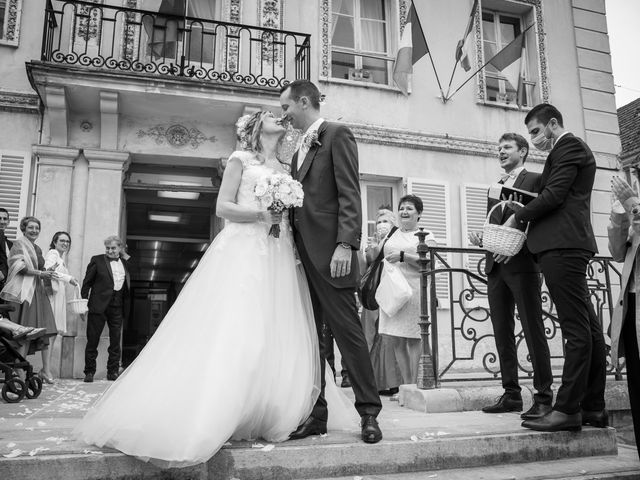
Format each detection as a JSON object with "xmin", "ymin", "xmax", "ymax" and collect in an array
[
  {"xmin": 461, "ymin": 184, "xmax": 490, "ymax": 293},
  {"xmin": 407, "ymin": 178, "xmax": 450, "ymax": 303},
  {"xmin": 0, "ymin": 151, "xmax": 31, "ymax": 240}
]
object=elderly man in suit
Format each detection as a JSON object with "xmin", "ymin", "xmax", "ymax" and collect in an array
[
  {"xmin": 608, "ymin": 175, "xmax": 640, "ymax": 460},
  {"xmin": 0, "ymin": 208, "xmax": 14, "ymax": 298},
  {"xmin": 280, "ymin": 80, "xmax": 382, "ymax": 443},
  {"xmin": 469, "ymin": 133, "xmax": 553, "ymax": 419},
  {"xmin": 504, "ymin": 104, "xmax": 607, "ymax": 432},
  {"xmin": 81, "ymin": 235, "xmax": 130, "ymax": 383}
]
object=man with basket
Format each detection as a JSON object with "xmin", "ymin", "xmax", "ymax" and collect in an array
[
  {"xmin": 469, "ymin": 132, "xmax": 553, "ymax": 420},
  {"xmin": 504, "ymin": 104, "xmax": 607, "ymax": 432}
]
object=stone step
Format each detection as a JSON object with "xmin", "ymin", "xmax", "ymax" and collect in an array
[
  {"xmin": 313, "ymin": 445, "xmax": 640, "ymax": 480},
  {"xmin": 0, "ymin": 416, "xmax": 617, "ymax": 480}
]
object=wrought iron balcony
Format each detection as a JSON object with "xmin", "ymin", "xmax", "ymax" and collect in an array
[
  {"xmin": 412, "ymin": 241, "xmax": 623, "ymax": 387},
  {"xmin": 41, "ymin": 0, "xmax": 311, "ymax": 89}
]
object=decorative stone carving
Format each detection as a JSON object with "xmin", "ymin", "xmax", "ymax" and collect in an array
[
  {"xmin": 0, "ymin": 0, "xmax": 23, "ymax": 47},
  {"xmin": 348, "ymin": 122, "xmax": 547, "ymax": 164},
  {"xmin": 224, "ymin": 0, "xmax": 243, "ymax": 73},
  {"xmin": 399, "ymin": 0, "xmax": 409, "ymax": 33},
  {"xmin": 137, "ymin": 124, "xmax": 217, "ymax": 149},
  {"xmin": 75, "ymin": 0, "xmax": 104, "ymax": 45},
  {"xmin": 474, "ymin": 0, "xmax": 549, "ymax": 104},
  {"xmin": 122, "ymin": 0, "xmax": 140, "ymax": 61},
  {"xmin": 320, "ymin": 0, "xmax": 330, "ymax": 78},
  {"xmin": 258, "ymin": 0, "xmax": 283, "ymax": 67},
  {"xmin": 0, "ymin": 91, "xmax": 39, "ymax": 113}
]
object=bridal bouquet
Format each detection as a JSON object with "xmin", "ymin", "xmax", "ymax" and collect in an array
[{"xmin": 255, "ymin": 173, "xmax": 304, "ymax": 238}]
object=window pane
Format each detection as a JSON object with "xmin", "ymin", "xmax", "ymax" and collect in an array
[
  {"xmin": 332, "ymin": 14, "xmax": 355, "ymax": 48},
  {"xmin": 367, "ymin": 186, "xmax": 393, "ymax": 237},
  {"xmin": 499, "ymin": 17, "xmax": 518, "ymax": 47},
  {"xmin": 482, "ymin": 14, "xmax": 495, "ymax": 42},
  {"xmin": 360, "ymin": 20, "xmax": 386, "ymax": 53},
  {"xmin": 0, "ymin": 2, "xmax": 5, "ymax": 39},
  {"xmin": 483, "ymin": 40, "xmax": 498, "ymax": 68},
  {"xmin": 331, "ymin": 51, "xmax": 356, "ymax": 80},
  {"xmin": 361, "ymin": 0, "xmax": 385, "ymax": 21},
  {"xmin": 362, "ymin": 55, "xmax": 388, "ymax": 84},
  {"xmin": 332, "ymin": 0, "xmax": 354, "ymax": 15},
  {"xmin": 486, "ymin": 75, "xmax": 500, "ymax": 102}
]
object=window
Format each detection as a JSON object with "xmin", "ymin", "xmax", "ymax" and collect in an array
[
  {"xmin": 480, "ymin": 2, "xmax": 540, "ymax": 107},
  {"xmin": 0, "ymin": 0, "xmax": 22, "ymax": 47},
  {"xmin": 361, "ymin": 181, "xmax": 398, "ymax": 241},
  {"xmin": 331, "ymin": 0, "xmax": 393, "ymax": 85},
  {"xmin": 0, "ymin": 151, "xmax": 31, "ymax": 239}
]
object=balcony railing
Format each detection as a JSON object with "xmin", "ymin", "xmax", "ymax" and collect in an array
[
  {"xmin": 41, "ymin": 0, "xmax": 311, "ymax": 89},
  {"xmin": 412, "ymin": 239, "xmax": 624, "ymax": 388}
]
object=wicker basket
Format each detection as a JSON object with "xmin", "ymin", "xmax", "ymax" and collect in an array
[
  {"xmin": 67, "ymin": 286, "xmax": 88, "ymax": 316},
  {"xmin": 482, "ymin": 201, "xmax": 528, "ymax": 256}
]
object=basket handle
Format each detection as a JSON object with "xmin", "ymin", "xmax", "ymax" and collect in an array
[
  {"xmin": 483, "ymin": 200, "xmax": 525, "ymax": 228},
  {"xmin": 74, "ymin": 284, "xmax": 83, "ymax": 299}
]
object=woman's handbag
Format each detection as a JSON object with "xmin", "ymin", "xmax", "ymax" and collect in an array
[
  {"xmin": 375, "ymin": 260, "xmax": 413, "ymax": 316},
  {"xmin": 482, "ymin": 201, "xmax": 529, "ymax": 256},
  {"xmin": 359, "ymin": 226, "xmax": 398, "ymax": 310},
  {"xmin": 67, "ymin": 285, "xmax": 88, "ymax": 316}
]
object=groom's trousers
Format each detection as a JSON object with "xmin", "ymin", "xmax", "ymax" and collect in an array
[{"xmin": 295, "ymin": 234, "xmax": 382, "ymax": 420}]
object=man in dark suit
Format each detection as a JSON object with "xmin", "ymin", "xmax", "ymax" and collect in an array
[
  {"xmin": 81, "ymin": 235, "xmax": 131, "ymax": 383},
  {"xmin": 280, "ymin": 80, "xmax": 382, "ymax": 443},
  {"xmin": 505, "ymin": 104, "xmax": 607, "ymax": 431},
  {"xmin": 469, "ymin": 133, "xmax": 553, "ymax": 419},
  {"xmin": 0, "ymin": 208, "xmax": 14, "ymax": 298}
]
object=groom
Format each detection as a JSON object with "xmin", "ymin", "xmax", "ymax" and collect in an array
[{"xmin": 280, "ymin": 80, "xmax": 382, "ymax": 443}]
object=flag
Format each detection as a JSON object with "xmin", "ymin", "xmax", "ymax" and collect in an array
[
  {"xmin": 455, "ymin": 0, "xmax": 478, "ymax": 72},
  {"xmin": 392, "ymin": 1, "xmax": 429, "ymax": 96},
  {"xmin": 487, "ymin": 29, "xmax": 527, "ymax": 104}
]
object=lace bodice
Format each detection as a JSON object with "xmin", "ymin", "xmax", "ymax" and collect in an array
[{"xmin": 231, "ymin": 151, "xmax": 283, "ymax": 209}]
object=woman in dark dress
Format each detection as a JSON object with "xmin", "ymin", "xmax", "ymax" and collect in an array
[{"xmin": 0, "ymin": 216, "xmax": 58, "ymax": 383}]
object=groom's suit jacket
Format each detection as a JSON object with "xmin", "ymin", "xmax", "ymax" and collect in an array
[{"xmin": 291, "ymin": 121, "xmax": 362, "ymax": 288}]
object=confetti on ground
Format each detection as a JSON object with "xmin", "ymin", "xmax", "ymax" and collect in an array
[
  {"xmin": 6, "ymin": 442, "xmax": 16, "ymax": 448},
  {"xmin": 410, "ymin": 435, "xmax": 419, "ymax": 442},
  {"xmin": 436, "ymin": 431, "xmax": 449, "ymax": 436},
  {"xmin": 261, "ymin": 444, "xmax": 274, "ymax": 452},
  {"xmin": 36, "ymin": 421, "xmax": 47, "ymax": 427},
  {"xmin": 3, "ymin": 449, "xmax": 23, "ymax": 458},
  {"xmin": 82, "ymin": 449, "xmax": 104, "ymax": 455},
  {"xmin": 45, "ymin": 437, "xmax": 67, "ymax": 445},
  {"xmin": 251, "ymin": 443, "xmax": 265, "ymax": 449},
  {"xmin": 223, "ymin": 442, "xmax": 232, "ymax": 446},
  {"xmin": 14, "ymin": 423, "xmax": 23, "ymax": 427},
  {"xmin": 28, "ymin": 447, "xmax": 50, "ymax": 456},
  {"xmin": 25, "ymin": 427, "xmax": 34, "ymax": 431}
]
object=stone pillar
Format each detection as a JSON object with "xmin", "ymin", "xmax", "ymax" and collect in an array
[
  {"xmin": 72, "ymin": 148, "xmax": 130, "ymax": 379},
  {"xmin": 32, "ymin": 145, "xmax": 80, "ymax": 378}
]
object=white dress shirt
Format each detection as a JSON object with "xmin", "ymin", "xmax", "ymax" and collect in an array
[
  {"xmin": 501, "ymin": 166, "xmax": 525, "ymax": 188},
  {"xmin": 296, "ymin": 117, "xmax": 324, "ymax": 172},
  {"xmin": 109, "ymin": 258, "xmax": 126, "ymax": 291}
]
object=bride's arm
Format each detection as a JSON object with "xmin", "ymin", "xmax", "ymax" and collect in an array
[{"xmin": 216, "ymin": 157, "xmax": 277, "ymax": 224}]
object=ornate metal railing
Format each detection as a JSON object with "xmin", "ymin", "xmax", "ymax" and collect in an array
[
  {"xmin": 413, "ymin": 236, "xmax": 623, "ymax": 388},
  {"xmin": 41, "ymin": 0, "xmax": 311, "ymax": 89}
]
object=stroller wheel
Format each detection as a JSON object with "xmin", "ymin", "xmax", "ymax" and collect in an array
[
  {"xmin": 26, "ymin": 375, "xmax": 43, "ymax": 399},
  {"xmin": 2, "ymin": 377, "xmax": 27, "ymax": 403}
]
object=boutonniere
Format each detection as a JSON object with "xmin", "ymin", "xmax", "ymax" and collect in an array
[{"xmin": 302, "ymin": 131, "xmax": 322, "ymax": 149}]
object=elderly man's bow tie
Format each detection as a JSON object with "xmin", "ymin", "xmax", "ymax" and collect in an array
[
  {"xmin": 302, "ymin": 131, "xmax": 320, "ymax": 150},
  {"xmin": 108, "ymin": 257, "xmax": 120, "ymax": 262},
  {"xmin": 500, "ymin": 172, "xmax": 518, "ymax": 182}
]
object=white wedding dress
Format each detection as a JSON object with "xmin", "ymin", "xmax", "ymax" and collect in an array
[{"xmin": 74, "ymin": 151, "xmax": 357, "ymax": 468}]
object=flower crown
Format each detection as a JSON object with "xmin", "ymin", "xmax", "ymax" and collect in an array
[{"xmin": 235, "ymin": 113, "xmax": 255, "ymax": 150}]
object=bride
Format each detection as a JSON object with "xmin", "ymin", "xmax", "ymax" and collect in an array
[{"xmin": 74, "ymin": 110, "xmax": 357, "ymax": 468}]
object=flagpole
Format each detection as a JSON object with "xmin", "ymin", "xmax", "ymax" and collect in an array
[
  {"xmin": 445, "ymin": 0, "xmax": 478, "ymax": 99},
  {"xmin": 411, "ymin": 2, "xmax": 446, "ymax": 101},
  {"xmin": 444, "ymin": 58, "xmax": 460, "ymax": 99},
  {"xmin": 446, "ymin": 23, "xmax": 533, "ymax": 102}
]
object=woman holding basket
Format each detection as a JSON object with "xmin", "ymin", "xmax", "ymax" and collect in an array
[{"xmin": 43, "ymin": 231, "xmax": 79, "ymax": 380}]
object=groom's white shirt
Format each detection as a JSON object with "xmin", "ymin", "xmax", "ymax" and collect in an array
[{"xmin": 296, "ymin": 117, "xmax": 324, "ymax": 172}]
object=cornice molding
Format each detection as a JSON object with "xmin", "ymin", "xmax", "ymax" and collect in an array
[
  {"xmin": 347, "ymin": 123, "xmax": 547, "ymax": 164},
  {"xmin": 0, "ymin": 90, "xmax": 39, "ymax": 114},
  {"xmin": 32, "ymin": 145, "xmax": 80, "ymax": 166}
]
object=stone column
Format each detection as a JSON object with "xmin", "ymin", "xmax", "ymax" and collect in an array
[
  {"xmin": 72, "ymin": 148, "xmax": 130, "ymax": 379},
  {"xmin": 31, "ymin": 145, "xmax": 80, "ymax": 378}
]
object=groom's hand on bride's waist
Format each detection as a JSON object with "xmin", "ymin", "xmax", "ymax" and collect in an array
[{"xmin": 330, "ymin": 244, "xmax": 352, "ymax": 278}]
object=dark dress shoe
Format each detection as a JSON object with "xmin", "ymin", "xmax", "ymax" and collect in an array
[
  {"xmin": 521, "ymin": 410, "xmax": 581, "ymax": 432},
  {"xmin": 340, "ymin": 376, "xmax": 352, "ymax": 388},
  {"xmin": 107, "ymin": 372, "xmax": 119, "ymax": 381},
  {"xmin": 582, "ymin": 409, "xmax": 609, "ymax": 428},
  {"xmin": 520, "ymin": 403, "xmax": 552, "ymax": 420},
  {"xmin": 289, "ymin": 417, "xmax": 327, "ymax": 440},
  {"xmin": 482, "ymin": 393, "xmax": 523, "ymax": 413},
  {"xmin": 84, "ymin": 373, "xmax": 94, "ymax": 383},
  {"xmin": 361, "ymin": 415, "xmax": 382, "ymax": 444}
]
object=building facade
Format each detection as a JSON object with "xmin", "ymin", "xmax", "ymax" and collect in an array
[{"xmin": 0, "ymin": 0, "xmax": 620, "ymax": 378}]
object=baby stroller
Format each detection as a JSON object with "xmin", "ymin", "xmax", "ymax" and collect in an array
[{"xmin": 0, "ymin": 305, "xmax": 44, "ymax": 403}]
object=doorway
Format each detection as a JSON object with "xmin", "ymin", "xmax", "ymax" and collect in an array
[{"xmin": 122, "ymin": 161, "xmax": 220, "ymax": 366}]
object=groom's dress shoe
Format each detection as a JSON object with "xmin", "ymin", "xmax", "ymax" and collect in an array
[
  {"xmin": 581, "ymin": 409, "xmax": 609, "ymax": 428},
  {"xmin": 289, "ymin": 417, "xmax": 327, "ymax": 440},
  {"xmin": 521, "ymin": 410, "xmax": 581, "ymax": 432},
  {"xmin": 520, "ymin": 402, "xmax": 552, "ymax": 420},
  {"xmin": 482, "ymin": 393, "xmax": 522, "ymax": 413},
  {"xmin": 361, "ymin": 415, "xmax": 382, "ymax": 444}
]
